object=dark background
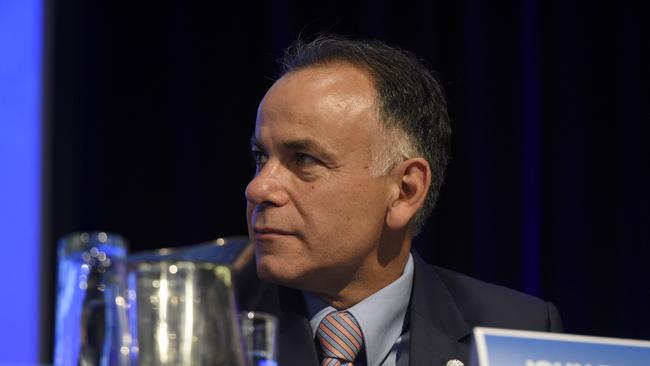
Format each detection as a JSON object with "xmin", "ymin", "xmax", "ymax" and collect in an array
[{"xmin": 42, "ymin": 0, "xmax": 649, "ymax": 360}]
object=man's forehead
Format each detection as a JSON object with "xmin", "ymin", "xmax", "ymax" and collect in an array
[
  {"xmin": 260, "ymin": 68, "xmax": 378, "ymax": 125},
  {"xmin": 278, "ymin": 62, "xmax": 374, "ymax": 87},
  {"xmin": 264, "ymin": 64, "xmax": 377, "ymax": 109},
  {"xmin": 252, "ymin": 63, "xmax": 385, "ymax": 157}
]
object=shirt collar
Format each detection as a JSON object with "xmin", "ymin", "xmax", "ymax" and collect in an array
[{"xmin": 304, "ymin": 253, "xmax": 414, "ymax": 366}]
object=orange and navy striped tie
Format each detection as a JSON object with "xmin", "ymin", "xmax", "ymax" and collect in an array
[{"xmin": 316, "ymin": 311, "xmax": 364, "ymax": 366}]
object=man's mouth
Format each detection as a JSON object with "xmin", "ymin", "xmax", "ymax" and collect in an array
[{"xmin": 253, "ymin": 227, "xmax": 292, "ymax": 239}]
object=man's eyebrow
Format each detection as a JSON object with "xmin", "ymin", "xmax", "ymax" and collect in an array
[
  {"xmin": 281, "ymin": 138, "xmax": 335, "ymax": 159},
  {"xmin": 250, "ymin": 136, "xmax": 336, "ymax": 159}
]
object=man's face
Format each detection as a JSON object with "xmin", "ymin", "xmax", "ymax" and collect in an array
[{"xmin": 245, "ymin": 63, "xmax": 394, "ymax": 295}]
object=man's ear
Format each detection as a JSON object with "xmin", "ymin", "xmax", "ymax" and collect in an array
[{"xmin": 386, "ymin": 157, "xmax": 431, "ymax": 232}]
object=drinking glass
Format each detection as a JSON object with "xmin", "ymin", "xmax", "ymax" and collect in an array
[
  {"xmin": 127, "ymin": 256, "xmax": 246, "ymax": 366},
  {"xmin": 53, "ymin": 231, "xmax": 130, "ymax": 366},
  {"xmin": 239, "ymin": 311, "xmax": 279, "ymax": 366}
]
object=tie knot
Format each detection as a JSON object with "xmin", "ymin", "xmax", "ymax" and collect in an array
[{"xmin": 317, "ymin": 311, "xmax": 364, "ymax": 365}]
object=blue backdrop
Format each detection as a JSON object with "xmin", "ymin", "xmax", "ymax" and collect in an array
[{"xmin": 0, "ymin": 0, "xmax": 43, "ymax": 362}]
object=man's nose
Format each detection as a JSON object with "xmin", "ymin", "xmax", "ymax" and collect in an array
[{"xmin": 245, "ymin": 162, "xmax": 289, "ymax": 207}]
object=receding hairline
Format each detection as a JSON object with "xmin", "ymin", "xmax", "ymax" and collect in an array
[
  {"xmin": 255, "ymin": 61, "xmax": 410, "ymax": 176},
  {"xmin": 277, "ymin": 60, "xmax": 379, "ymax": 99},
  {"xmin": 278, "ymin": 66, "xmax": 415, "ymax": 182}
]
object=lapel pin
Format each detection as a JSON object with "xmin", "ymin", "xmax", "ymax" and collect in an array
[{"xmin": 445, "ymin": 360, "xmax": 464, "ymax": 366}]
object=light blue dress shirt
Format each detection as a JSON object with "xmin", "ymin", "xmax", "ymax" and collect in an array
[{"xmin": 304, "ymin": 253, "xmax": 414, "ymax": 366}]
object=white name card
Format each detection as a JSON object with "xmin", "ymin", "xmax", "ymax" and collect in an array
[{"xmin": 470, "ymin": 327, "xmax": 650, "ymax": 366}]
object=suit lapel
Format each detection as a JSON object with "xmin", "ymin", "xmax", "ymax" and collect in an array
[
  {"xmin": 409, "ymin": 252, "xmax": 471, "ymax": 366},
  {"xmin": 276, "ymin": 286, "xmax": 320, "ymax": 366}
]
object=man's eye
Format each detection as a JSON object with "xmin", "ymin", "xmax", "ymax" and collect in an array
[
  {"xmin": 294, "ymin": 152, "xmax": 317, "ymax": 165},
  {"xmin": 251, "ymin": 150, "xmax": 268, "ymax": 165}
]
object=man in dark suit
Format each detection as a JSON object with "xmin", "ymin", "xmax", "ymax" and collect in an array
[{"xmin": 241, "ymin": 36, "xmax": 562, "ymax": 366}]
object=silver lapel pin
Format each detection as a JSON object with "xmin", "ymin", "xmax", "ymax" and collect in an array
[{"xmin": 445, "ymin": 359, "xmax": 464, "ymax": 366}]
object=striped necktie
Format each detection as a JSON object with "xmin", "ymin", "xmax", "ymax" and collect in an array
[{"xmin": 316, "ymin": 311, "xmax": 364, "ymax": 366}]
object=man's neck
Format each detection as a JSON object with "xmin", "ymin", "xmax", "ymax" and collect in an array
[{"xmin": 314, "ymin": 248, "xmax": 411, "ymax": 309}]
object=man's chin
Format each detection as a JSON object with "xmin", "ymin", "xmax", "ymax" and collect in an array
[{"xmin": 255, "ymin": 259, "xmax": 306, "ymax": 289}]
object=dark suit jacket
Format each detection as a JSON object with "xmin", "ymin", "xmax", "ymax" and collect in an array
[{"xmin": 236, "ymin": 251, "xmax": 563, "ymax": 366}]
